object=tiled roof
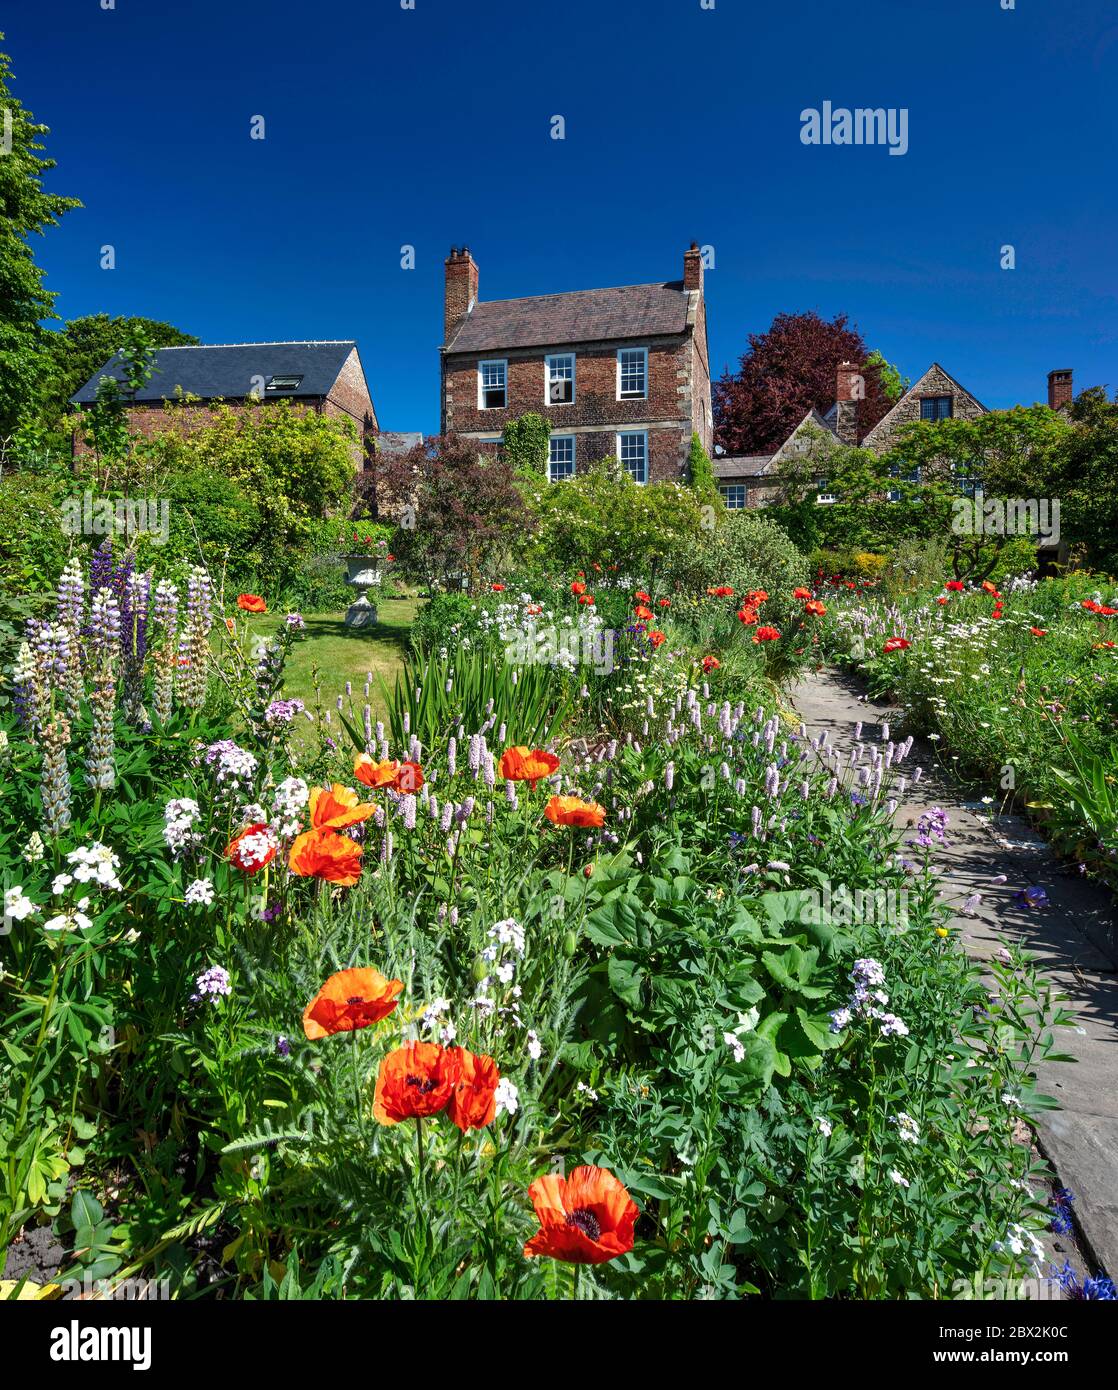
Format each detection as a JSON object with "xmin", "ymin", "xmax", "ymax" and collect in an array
[
  {"xmin": 70, "ymin": 341, "xmax": 359, "ymax": 405},
  {"xmin": 445, "ymin": 282, "xmax": 692, "ymax": 353}
]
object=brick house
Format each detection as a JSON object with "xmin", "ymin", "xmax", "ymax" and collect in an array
[
  {"xmin": 70, "ymin": 341, "xmax": 378, "ymax": 466},
  {"xmin": 714, "ymin": 361, "xmax": 991, "ymax": 508},
  {"xmin": 440, "ymin": 244, "xmax": 712, "ymax": 484}
]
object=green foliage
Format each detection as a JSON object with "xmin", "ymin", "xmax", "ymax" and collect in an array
[
  {"xmin": 527, "ymin": 460, "xmax": 708, "ymax": 587},
  {"xmin": 29, "ymin": 314, "xmax": 198, "ymax": 454},
  {"xmin": 686, "ymin": 432, "xmax": 721, "ymax": 510},
  {"xmin": 0, "ymin": 34, "xmax": 82, "ymax": 439},
  {"xmin": 501, "ymin": 413, "xmax": 550, "ymax": 481},
  {"xmin": 698, "ymin": 508, "xmax": 808, "ymax": 597}
]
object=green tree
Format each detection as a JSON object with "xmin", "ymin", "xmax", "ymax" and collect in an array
[
  {"xmin": 0, "ymin": 34, "xmax": 81, "ymax": 443},
  {"xmin": 36, "ymin": 313, "xmax": 198, "ymax": 444}
]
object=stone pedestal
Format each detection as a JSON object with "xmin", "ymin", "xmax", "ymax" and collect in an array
[
  {"xmin": 342, "ymin": 554, "xmax": 382, "ymax": 629},
  {"xmin": 345, "ymin": 594, "xmax": 379, "ymax": 628}
]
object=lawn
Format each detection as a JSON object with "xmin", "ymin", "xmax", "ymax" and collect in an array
[{"xmin": 248, "ymin": 595, "xmax": 421, "ymax": 721}]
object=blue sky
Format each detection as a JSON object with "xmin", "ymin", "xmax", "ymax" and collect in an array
[{"xmin": 8, "ymin": 0, "xmax": 1118, "ymax": 431}]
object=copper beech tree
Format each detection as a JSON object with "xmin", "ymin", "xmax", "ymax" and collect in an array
[{"xmin": 713, "ymin": 310, "xmax": 897, "ymax": 455}]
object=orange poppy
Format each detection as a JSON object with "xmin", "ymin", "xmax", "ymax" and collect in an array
[
  {"xmin": 634, "ymin": 605, "xmax": 654, "ymax": 622},
  {"xmin": 737, "ymin": 606, "xmax": 759, "ymax": 626},
  {"xmin": 302, "ymin": 966, "xmax": 403, "ymax": 1040},
  {"xmin": 753, "ymin": 625, "xmax": 781, "ymax": 643},
  {"xmin": 498, "ymin": 746, "xmax": 560, "ymax": 788},
  {"xmin": 446, "ymin": 1048, "xmax": 500, "ymax": 1132},
  {"xmin": 649, "ymin": 630, "xmax": 666, "ymax": 648},
  {"xmin": 634, "ymin": 591, "xmax": 651, "ymax": 603},
  {"xmin": 658, "ymin": 597, "xmax": 671, "ymax": 608},
  {"xmin": 309, "ymin": 784, "xmax": 376, "ymax": 831},
  {"xmin": 804, "ymin": 599, "xmax": 827, "ymax": 617},
  {"xmin": 570, "ymin": 581, "xmax": 587, "ymax": 596},
  {"xmin": 1030, "ymin": 627, "xmax": 1047, "ymax": 637},
  {"xmin": 372, "ymin": 1041, "xmax": 459, "ymax": 1124},
  {"xmin": 523, "ymin": 1166, "xmax": 638, "ymax": 1265},
  {"xmin": 237, "ymin": 593, "xmax": 267, "ymax": 613},
  {"xmin": 707, "ymin": 585, "xmax": 735, "ymax": 598},
  {"xmin": 353, "ymin": 755, "xmax": 425, "ymax": 793},
  {"xmin": 746, "ymin": 589, "xmax": 769, "ymax": 605},
  {"xmin": 793, "ymin": 587, "xmax": 811, "ymax": 600},
  {"xmin": 225, "ymin": 822, "xmax": 276, "ymax": 874},
  {"xmin": 544, "ymin": 795, "xmax": 607, "ymax": 828},
  {"xmin": 288, "ymin": 828, "xmax": 364, "ymax": 885},
  {"xmin": 701, "ymin": 655, "xmax": 720, "ymax": 673}
]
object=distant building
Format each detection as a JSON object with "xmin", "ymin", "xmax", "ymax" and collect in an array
[
  {"xmin": 714, "ymin": 361, "xmax": 992, "ymax": 509},
  {"xmin": 70, "ymin": 340, "xmax": 378, "ymax": 466},
  {"xmin": 439, "ymin": 243, "xmax": 712, "ymax": 485}
]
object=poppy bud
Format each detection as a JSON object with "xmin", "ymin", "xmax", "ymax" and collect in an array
[
  {"xmin": 472, "ymin": 956, "xmax": 489, "ymax": 982},
  {"xmin": 563, "ymin": 930, "xmax": 578, "ymax": 957}
]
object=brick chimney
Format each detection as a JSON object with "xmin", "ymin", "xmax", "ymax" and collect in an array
[
  {"xmin": 445, "ymin": 246, "xmax": 479, "ymax": 343},
  {"xmin": 834, "ymin": 360, "xmax": 862, "ymax": 445},
  {"xmin": 683, "ymin": 242, "xmax": 703, "ymax": 292},
  {"xmin": 1047, "ymin": 368, "xmax": 1073, "ymax": 411}
]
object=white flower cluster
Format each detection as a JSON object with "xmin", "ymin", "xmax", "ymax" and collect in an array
[
  {"xmin": 829, "ymin": 958, "xmax": 909, "ymax": 1038},
  {"xmin": 272, "ymin": 777, "xmax": 309, "ymax": 838},
  {"xmin": 420, "ymin": 996, "xmax": 457, "ymax": 1045},
  {"xmin": 64, "ymin": 843, "xmax": 124, "ymax": 891},
  {"xmin": 163, "ymin": 798, "xmax": 202, "ymax": 855}
]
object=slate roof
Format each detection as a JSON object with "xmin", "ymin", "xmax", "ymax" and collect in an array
[
  {"xmin": 70, "ymin": 341, "xmax": 359, "ymax": 405},
  {"xmin": 713, "ymin": 455, "xmax": 774, "ymax": 479},
  {"xmin": 445, "ymin": 282, "xmax": 692, "ymax": 354}
]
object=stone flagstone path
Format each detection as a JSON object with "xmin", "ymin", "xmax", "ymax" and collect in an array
[{"xmin": 791, "ymin": 667, "xmax": 1118, "ymax": 1284}]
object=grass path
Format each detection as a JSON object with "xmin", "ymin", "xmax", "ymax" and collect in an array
[{"xmin": 252, "ymin": 596, "xmax": 421, "ymax": 721}]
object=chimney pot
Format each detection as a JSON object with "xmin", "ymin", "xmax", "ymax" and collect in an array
[{"xmin": 444, "ymin": 246, "xmax": 479, "ymax": 343}]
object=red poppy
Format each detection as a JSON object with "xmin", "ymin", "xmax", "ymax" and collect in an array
[
  {"xmin": 237, "ymin": 594, "xmax": 267, "ymax": 613},
  {"xmin": 302, "ymin": 966, "xmax": 403, "ymax": 1040},
  {"xmin": 544, "ymin": 795, "xmax": 607, "ymax": 828},
  {"xmin": 1030, "ymin": 627, "xmax": 1047, "ymax": 636},
  {"xmin": 1093, "ymin": 642, "xmax": 1116, "ymax": 650},
  {"xmin": 523, "ymin": 1166, "xmax": 638, "ymax": 1265},
  {"xmin": 570, "ymin": 581, "xmax": 587, "ymax": 596},
  {"xmin": 491, "ymin": 583, "xmax": 506, "ymax": 592},
  {"xmin": 578, "ymin": 594, "xmax": 595, "ymax": 605},
  {"xmin": 634, "ymin": 591, "xmax": 651, "ymax": 603},
  {"xmin": 883, "ymin": 637, "xmax": 911, "ymax": 653},
  {"xmin": 288, "ymin": 828, "xmax": 364, "ymax": 885},
  {"xmin": 372, "ymin": 1042, "xmax": 459, "ymax": 1124},
  {"xmin": 737, "ymin": 606, "xmax": 759, "ymax": 626},
  {"xmin": 353, "ymin": 755, "xmax": 425, "ymax": 793},
  {"xmin": 446, "ymin": 1049, "xmax": 500, "ymax": 1132},
  {"xmin": 1083, "ymin": 600, "xmax": 1101, "ymax": 613},
  {"xmin": 309, "ymin": 784, "xmax": 376, "ymax": 831},
  {"xmin": 746, "ymin": 589, "xmax": 769, "ymax": 606},
  {"xmin": 936, "ymin": 597, "xmax": 950, "ymax": 606},
  {"xmin": 225, "ymin": 822, "xmax": 276, "ymax": 874},
  {"xmin": 707, "ymin": 585, "xmax": 735, "ymax": 598},
  {"xmin": 658, "ymin": 598, "xmax": 671, "ymax": 608},
  {"xmin": 1101, "ymin": 606, "xmax": 1118, "ymax": 617},
  {"xmin": 701, "ymin": 655, "xmax": 720, "ymax": 673},
  {"xmin": 793, "ymin": 587, "xmax": 811, "ymax": 600},
  {"xmin": 634, "ymin": 604, "xmax": 654, "ymax": 622},
  {"xmin": 499, "ymin": 746, "xmax": 560, "ymax": 788},
  {"xmin": 649, "ymin": 630, "xmax": 666, "ymax": 648},
  {"xmin": 944, "ymin": 581, "xmax": 965, "ymax": 593},
  {"xmin": 752, "ymin": 625, "xmax": 781, "ymax": 643},
  {"xmin": 386, "ymin": 554, "xmax": 395, "ymax": 563},
  {"xmin": 981, "ymin": 581, "xmax": 1001, "ymax": 597},
  {"xmin": 804, "ymin": 599, "xmax": 826, "ymax": 617}
]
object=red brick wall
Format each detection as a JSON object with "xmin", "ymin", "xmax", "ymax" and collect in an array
[{"xmin": 443, "ymin": 336, "xmax": 696, "ymax": 480}]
